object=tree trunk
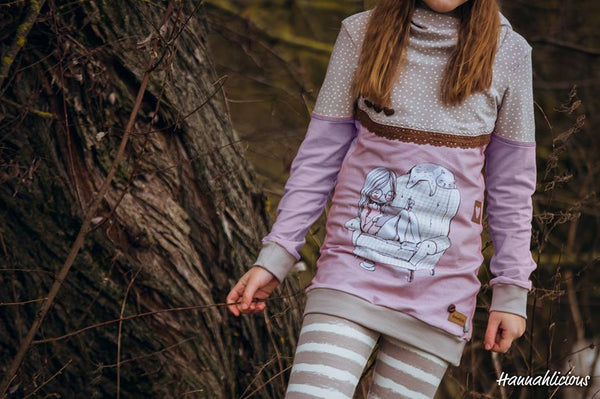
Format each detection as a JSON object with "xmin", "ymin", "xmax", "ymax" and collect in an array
[{"xmin": 0, "ymin": 1, "xmax": 303, "ymax": 397}]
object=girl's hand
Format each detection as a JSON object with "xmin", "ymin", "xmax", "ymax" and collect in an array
[
  {"xmin": 484, "ymin": 311, "xmax": 526, "ymax": 353},
  {"xmin": 226, "ymin": 266, "xmax": 280, "ymax": 316}
]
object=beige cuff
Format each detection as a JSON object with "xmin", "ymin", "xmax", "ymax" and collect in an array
[
  {"xmin": 489, "ymin": 283, "xmax": 529, "ymax": 319},
  {"xmin": 253, "ymin": 242, "xmax": 297, "ymax": 283}
]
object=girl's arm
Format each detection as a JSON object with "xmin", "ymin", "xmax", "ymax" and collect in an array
[
  {"xmin": 484, "ymin": 45, "xmax": 537, "ymax": 321},
  {"xmin": 253, "ymin": 19, "xmax": 361, "ymax": 283}
]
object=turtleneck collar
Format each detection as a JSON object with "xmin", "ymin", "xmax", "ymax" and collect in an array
[
  {"xmin": 411, "ymin": 0, "xmax": 461, "ymax": 34},
  {"xmin": 409, "ymin": 2, "xmax": 512, "ymax": 52},
  {"xmin": 409, "ymin": 1, "xmax": 462, "ymax": 50}
]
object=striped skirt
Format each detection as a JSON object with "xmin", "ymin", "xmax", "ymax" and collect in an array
[{"xmin": 285, "ymin": 313, "xmax": 449, "ymax": 399}]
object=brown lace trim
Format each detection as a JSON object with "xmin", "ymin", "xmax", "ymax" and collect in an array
[{"xmin": 355, "ymin": 107, "xmax": 491, "ymax": 149}]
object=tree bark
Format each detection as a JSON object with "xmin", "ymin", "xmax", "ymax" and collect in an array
[{"xmin": 0, "ymin": 1, "xmax": 303, "ymax": 397}]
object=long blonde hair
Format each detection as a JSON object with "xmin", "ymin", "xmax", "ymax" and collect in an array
[{"xmin": 349, "ymin": 0, "xmax": 501, "ymax": 109}]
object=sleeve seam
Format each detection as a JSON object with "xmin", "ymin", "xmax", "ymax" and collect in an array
[
  {"xmin": 490, "ymin": 132, "xmax": 536, "ymax": 147},
  {"xmin": 311, "ymin": 111, "xmax": 355, "ymax": 123}
]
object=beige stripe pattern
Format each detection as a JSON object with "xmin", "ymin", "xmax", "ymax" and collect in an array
[
  {"xmin": 285, "ymin": 313, "xmax": 449, "ymax": 398},
  {"xmin": 366, "ymin": 335, "xmax": 449, "ymax": 399},
  {"xmin": 285, "ymin": 313, "xmax": 379, "ymax": 398}
]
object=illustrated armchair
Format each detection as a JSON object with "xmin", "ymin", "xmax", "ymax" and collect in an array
[{"xmin": 345, "ymin": 165, "xmax": 460, "ymax": 281}]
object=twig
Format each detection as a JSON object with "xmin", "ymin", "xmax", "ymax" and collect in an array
[
  {"xmin": 0, "ymin": 98, "xmax": 58, "ymax": 119},
  {"xmin": 239, "ymin": 363, "xmax": 294, "ymax": 399},
  {"xmin": 0, "ymin": 298, "xmax": 47, "ymax": 307},
  {"xmin": 564, "ymin": 269, "xmax": 585, "ymax": 342},
  {"xmin": 262, "ymin": 309, "xmax": 286, "ymax": 393},
  {"xmin": 0, "ymin": 0, "xmax": 47, "ymax": 89},
  {"xmin": 32, "ymin": 291, "xmax": 304, "ymax": 345},
  {"xmin": 238, "ymin": 355, "xmax": 282, "ymax": 399},
  {"xmin": 11, "ymin": 280, "xmax": 24, "ymax": 346},
  {"xmin": 89, "ymin": 42, "xmax": 173, "ymax": 234},
  {"xmin": 101, "ymin": 335, "xmax": 200, "ymax": 369},
  {"xmin": 546, "ymin": 255, "xmax": 563, "ymax": 369},
  {"xmin": 552, "ymin": 341, "xmax": 599, "ymax": 364},
  {"xmin": 117, "ymin": 266, "xmax": 143, "ymax": 399},
  {"xmin": 21, "ymin": 359, "xmax": 72, "ymax": 399},
  {"xmin": 491, "ymin": 351, "xmax": 507, "ymax": 399},
  {"xmin": 0, "ymin": 3, "xmax": 175, "ymax": 395},
  {"xmin": 0, "ymin": 268, "xmax": 54, "ymax": 274},
  {"xmin": 529, "ymin": 36, "xmax": 600, "ymax": 56}
]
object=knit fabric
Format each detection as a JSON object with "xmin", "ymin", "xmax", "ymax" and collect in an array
[
  {"xmin": 313, "ymin": 2, "xmax": 535, "ymax": 142},
  {"xmin": 253, "ymin": 1, "xmax": 537, "ymax": 366}
]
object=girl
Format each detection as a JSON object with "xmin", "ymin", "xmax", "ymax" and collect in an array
[
  {"xmin": 227, "ymin": 0, "xmax": 537, "ymax": 397},
  {"xmin": 355, "ymin": 167, "xmax": 397, "ymax": 271}
]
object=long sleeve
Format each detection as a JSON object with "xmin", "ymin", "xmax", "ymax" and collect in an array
[
  {"xmin": 253, "ymin": 20, "xmax": 361, "ymax": 283},
  {"xmin": 484, "ymin": 45, "xmax": 537, "ymax": 319}
]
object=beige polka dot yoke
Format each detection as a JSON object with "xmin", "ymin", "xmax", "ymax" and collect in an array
[{"xmin": 312, "ymin": 3, "xmax": 536, "ymax": 143}]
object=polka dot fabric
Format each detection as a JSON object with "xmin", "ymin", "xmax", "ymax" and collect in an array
[
  {"xmin": 312, "ymin": 23, "xmax": 360, "ymax": 120},
  {"xmin": 492, "ymin": 48, "xmax": 535, "ymax": 142},
  {"xmin": 311, "ymin": 2, "xmax": 536, "ymax": 143}
]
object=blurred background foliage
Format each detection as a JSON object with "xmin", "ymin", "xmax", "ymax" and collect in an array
[{"xmin": 204, "ymin": 0, "xmax": 599, "ymax": 397}]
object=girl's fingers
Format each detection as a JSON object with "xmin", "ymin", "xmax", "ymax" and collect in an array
[
  {"xmin": 489, "ymin": 328, "xmax": 512, "ymax": 353},
  {"xmin": 226, "ymin": 276, "xmax": 249, "ymax": 316},
  {"xmin": 226, "ymin": 290, "xmax": 241, "ymax": 317},
  {"xmin": 247, "ymin": 301, "xmax": 266, "ymax": 314},
  {"xmin": 227, "ymin": 268, "xmax": 276, "ymax": 317},
  {"xmin": 484, "ymin": 315, "xmax": 500, "ymax": 350},
  {"xmin": 227, "ymin": 298, "xmax": 239, "ymax": 316},
  {"xmin": 241, "ymin": 277, "xmax": 260, "ymax": 310}
]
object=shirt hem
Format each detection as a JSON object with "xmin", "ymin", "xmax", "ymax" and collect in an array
[{"xmin": 303, "ymin": 287, "xmax": 466, "ymax": 367}]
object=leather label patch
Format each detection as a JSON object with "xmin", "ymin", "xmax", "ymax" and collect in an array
[
  {"xmin": 471, "ymin": 199, "xmax": 483, "ymax": 224},
  {"xmin": 448, "ymin": 310, "xmax": 468, "ymax": 327}
]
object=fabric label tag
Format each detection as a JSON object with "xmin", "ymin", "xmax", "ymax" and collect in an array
[
  {"xmin": 471, "ymin": 199, "xmax": 483, "ymax": 224},
  {"xmin": 448, "ymin": 310, "xmax": 468, "ymax": 327}
]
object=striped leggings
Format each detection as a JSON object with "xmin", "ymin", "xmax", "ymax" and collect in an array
[{"xmin": 285, "ymin": 313, "xmax": 449, "ymax": 399}]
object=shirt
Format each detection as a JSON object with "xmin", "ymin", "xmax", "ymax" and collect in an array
[{"xmin": 252, "ymin": 1, "xmax": 537, "ymax": 367}]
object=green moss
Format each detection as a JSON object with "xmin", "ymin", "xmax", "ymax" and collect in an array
[
  {"xmin": 31, "ymin": 0, "xmax": 42, "ymax": 13},
  {"xmin": 16, "ymin": 21, "xmax": 31, "ymax": 36}
]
